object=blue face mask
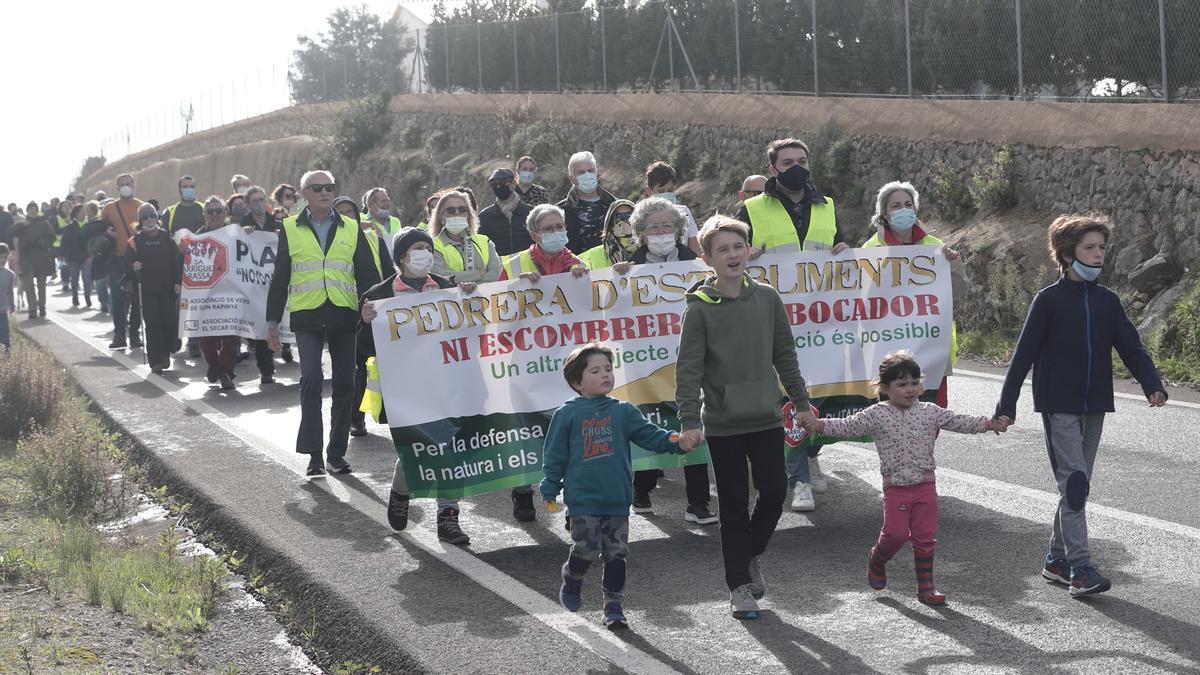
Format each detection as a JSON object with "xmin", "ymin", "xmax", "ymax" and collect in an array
[
  {"xmin": 518, "ymin": 170, "xmax": 535, "ymax": 185},
  {"xmin": 575, "ymin": 171, "xmax": 598, "ymax": 194},
  {"xmin": 888, "ymin": 207, "xmax": 917, "ymax": 233},
  {"xmin": 180, "ymin": 187, "xmax": 197, "ymax": 202},
  {"xmin": 375, "ymin": 209, "xmax": 390, "ymax": 221},
  {"xmin": 540, "ymin": 231, "xmax": 569, "ymax": 253},
  {"xmin": 1071, "ymin": 259, "xmax": 1102, "ymax": 282},
  {"xmin": 656, "ymin": 191, "xmax": 677, "ymax": 204}
]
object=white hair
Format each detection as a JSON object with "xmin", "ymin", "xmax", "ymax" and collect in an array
[
  {"xmin": 230, "ymin": 173, "xmax": 250, "ymax": 187},
  {"xmin": 299, "ymin": 170, "xmax": 336, "ymax": 189},
  {"xmin": 526, "ymin": 203, "xmax": 566, "ymax": 233},
  {"xmin": 567, "ymin": 151, "xmax": 597, "ymax": 175},
  {"xmin": 872, "ymin": 181, "xmax": 920, "ymax": 228}
]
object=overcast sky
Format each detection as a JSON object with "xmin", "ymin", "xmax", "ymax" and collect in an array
[{"xmin": 1, "ymin": 0, "xmax": 410, "ymax": 205}]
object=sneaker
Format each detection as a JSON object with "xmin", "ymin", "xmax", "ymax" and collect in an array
[
  {"xmin": 129, "ymin": 339, "xmax": 144, "ymax": 349},
  {"xmin": 437, "ymin": 508, "xmax": 470, "ymax": 546},
  {"xmin": 808, "ymin": 456, "xmax": 828, "ymax": 493},
  {"xmin": 349, "ymin": 422, "xmax": 367, "ymax": 437},
  {"xmin": 387, "ymin": 491, "xmax": 410, "ymax": 531},
  {"xmin": 559, "ymin": 575, "xmax": 583, "ymax": 612},
  {"xmin": 1042, "ymin": 555, "xmax": 1071, "ymax": 585},
  {"xmin": 511, "ymin": 488, "xmax": 536, "ymax": 522},
  {"xmin": 1069, "ymin": 564, "xmax": 1111, "ymax": 597},
  {"xmin": 305, "ymin": 464, "xmax": 326, "ymax": 479},
  {"xmin": 108, "ymin": 339, "xmax": 126, "ymax": 349},
  {"xmin": 603, "ymin": 601, "xmax": 627, "ymax": 630},
  {"xmin": 790, "ymin": 483, "xmax": 815, "ymax": 512},
  {"xmin": 729, "ymin": 584, "xmax": 760, "ymax": 620},
  {"xmin": 632, "ymin": 494, "xmax": 653, "ymax": 514},
  {"xmin": 685, "ymin": 503, "xmax": 719, "ymax": 525},
  {"xmin": 219, "ymin": 372, "xmax": 235, "ymax": 390},
  {"xmin": 327, "ymin": 459, "xmax": 352, "ymax": 475},
  {"xmin": 747, "ymin": 556, "xmax": 766, "ymax": 599},
  {"xmin": 281, "ymin": 345, "xmax": 294, "ymax": 363}
]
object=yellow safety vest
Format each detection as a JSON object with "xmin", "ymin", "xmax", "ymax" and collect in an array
[
  {"xmin": 53, "ymin": 215, "xmax": 66, "ymax": 249},
  {"xmin": 744, "ymin": 194, "xmax": 836, "ymax": 252},
  {"xmin": 362, "ymin": 228, "xmax": 383, "ymax": 278},
  {"xmin": 163, "ymin": 202, "xmax": 196, "ymax": 233},
  {"xmin": 503, "ymin": 249, "xmax": 539, "ymax": 279},
  {"xmin": 432, "ymin": 233, "xmax": 492, "ymax": 272},
  {"xmin": 369, "ymin": 215, "xmax": 403, "ymax": 239},
  {"xmin": 863, "ymin": 230, "xmax": 957, "ymax": 365},
  {"xmin": 282, "ymin": 214, "xmax": 360, "ymax": 312},
  {"xmin": 360, "ymin": 356, "xmax": 384, "ymax": 422},
  {"xmin": 578, "ymin": 245, "xmax": 612, "ymax": 270}
]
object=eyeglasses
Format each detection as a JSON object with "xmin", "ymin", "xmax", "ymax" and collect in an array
[
  {"xmin": 537, "ymin": 224, "xmax": 567, "ymax": 234},
  {"xmin": 443, "ymin": 206, "xmax": 470, "ymax": 215},
  {"xmin": 304, "ymin": 183, "xmax": 337, "ymax": 193}
]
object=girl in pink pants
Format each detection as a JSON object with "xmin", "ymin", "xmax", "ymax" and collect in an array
[{"xmin": 815, "ymin": 350, "xmax": 1007, "ymax": 605}]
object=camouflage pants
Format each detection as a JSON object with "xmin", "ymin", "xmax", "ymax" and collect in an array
[{"xmin": 564, "ymin": 515, "xmax": 629, "ymax": 602}]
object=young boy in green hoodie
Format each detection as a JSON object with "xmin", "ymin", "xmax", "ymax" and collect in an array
[
  {"xmin": 541, "ymin": 342, "xmax": 695, "ymax": 630},
  {"xmin": 675, "ymin": 215, "xmax": 815, "ymax": 621}
]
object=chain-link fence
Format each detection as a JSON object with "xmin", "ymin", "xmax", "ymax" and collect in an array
[{"xmin": 425, "ymin": 0, "xmax": 1197, "ymax": 101}]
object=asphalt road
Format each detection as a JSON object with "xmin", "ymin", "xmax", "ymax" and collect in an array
[{"xmin": 21, "ymin": 285, "xmax": 1200, "ymax": 675}]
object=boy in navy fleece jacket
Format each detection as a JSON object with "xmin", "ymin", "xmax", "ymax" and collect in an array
[
  {"xmin": 541, "ymin": 342, "xmax": 695, "ymax": 629},
  {"xmin": 996, "ymin": 214, "xmax": 1166, "ymax": 598}
]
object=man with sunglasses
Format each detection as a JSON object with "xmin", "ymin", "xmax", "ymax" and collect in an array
[{"xmin": 266, "ymin": 170, "xmax": 382, "ymax": 478}]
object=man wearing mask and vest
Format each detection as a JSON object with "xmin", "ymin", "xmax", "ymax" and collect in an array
[
  {"xmin": 361, "ymin": 188, "xmax": 403, "ymax": 242},
  {"xmin": 266, "ymin": 170, "xmax": 382, "ymax": 478},
  {"xmin": 734, "ymin": 138, "xmax": 849, "ymax": 257},
  {"xmin": 162, "ymin": 176, "xmax": 206, "ymax": 236},
  {"xmin": 102, "ymin": 173, "xmax": 146, "ymax": 349}
]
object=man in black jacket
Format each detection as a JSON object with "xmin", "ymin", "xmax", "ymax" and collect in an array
[
  {"xmin": 477, "ymin": 168, "xmax": 534, "ymax": 257},
  {"xmin": 557, "ymin": 151, "xmax": 616, "ymax": 254},
  {"xmin": 266, "ymin": 170, "xmax": 382, "ymax": 478}
]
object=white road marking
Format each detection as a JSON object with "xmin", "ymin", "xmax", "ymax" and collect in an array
[
  {"xmin": 956, "ymin": 368, "xmax": 1200, "ymax": 410},
  {"xmin": 43, "ymin": 312, "xmax": 678, "ymax": 675}
]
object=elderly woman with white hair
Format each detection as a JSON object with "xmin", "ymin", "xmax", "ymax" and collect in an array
[
  {"xmin": 612, "ymin": 197, "xmax": 698, "ymax": 273},
  {"xmin": 498, "ymin": 203, "xmax": 588, "ymax": 282},
  {"xmin": 863, "ymin": 181, "xmax": 959, "ymax": 260}
]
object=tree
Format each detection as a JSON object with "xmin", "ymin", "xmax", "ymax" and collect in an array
[{"xmin": 291, "ymin": 5, "xmax": 415, "ymax": 104}]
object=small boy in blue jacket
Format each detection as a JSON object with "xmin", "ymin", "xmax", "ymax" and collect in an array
[
  {"xmin": 996, "ymin": 213, "xmax": 1167, "ymax": 598},
  {"xmin": 540, "ymin": 342, "xmax": 696, "ymax": 629}
]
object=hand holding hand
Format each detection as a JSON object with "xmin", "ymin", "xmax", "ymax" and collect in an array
[
  {"xmin": 612, "ymin": 262, "xmax": 632, "ymax": 275},
  {"xmin": 795, "ymin": 410, "xmax": 817, "ymax": 435},
  {"xmin": 361, "ymin": 301, "xmax": 377, "ymax": 322},
  {"xmin": 1148, "ymin": 390, "xmax": 1167, "ymax": 407},
  {"xmin": 518, "ymin": 272, "xmax": 541, "ymax": 283},
  {"xmin": 678, "ymin": 429, "xmax": 704, "ymax": 452}
]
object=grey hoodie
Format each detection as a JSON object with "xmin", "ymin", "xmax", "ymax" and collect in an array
[{"xmin": 675, "ymin": 272, "xmax": 810, "ymax": 437}]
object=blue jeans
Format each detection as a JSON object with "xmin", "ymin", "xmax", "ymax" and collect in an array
[
  {"xmin": 295, "ymin": 329, "xmax": 356, "ymax": 461},
  {"xmin": 785, "ymin": 445, "xmax": 823, "ymax": 487},
  {"xmin": 94, "ymin": 275, "xmax": 110, "ymax": 311}
]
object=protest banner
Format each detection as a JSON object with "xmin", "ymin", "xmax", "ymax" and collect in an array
[
  {"xmin": 177, "ymin": 224, "xmax": 293, "ymax": 342},
  {"xmin": 371, "ymin": 246, "xmax": 954, "ymax": 499}
]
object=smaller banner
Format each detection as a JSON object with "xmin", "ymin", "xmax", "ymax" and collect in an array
[{"xmin": 176, "ymin": 225, "xmax": 293, "ymax": 342}]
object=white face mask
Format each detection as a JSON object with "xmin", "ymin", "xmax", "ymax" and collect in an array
[
  {"xmin": 118, "ymin": 185, "xmax": 134, "ymax": 198},
  {"xmin": 444, "ymin": 216, "xmax": 469, "ymax": 235},
  {"xmin": 406, "ymin": 249, "xmax": 434, "ymax": 275},
  {"xmin": 646, "ymin": 233, "xmax": 677, "ymax": 256}
]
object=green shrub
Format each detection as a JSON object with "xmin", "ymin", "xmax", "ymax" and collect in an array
[
  {"xmin": 327, "ymin": 91, "xmax": 393, "ymax": 164},
  {"xmin": 509, "ymin": 121, "xmax": 567, "ymax": 166},
  {"xmin": 931, "ymin": 160, "xmax": 975, "ymax": 222},
  {"xmin": 812, "ymin": 135, "xmax": 856, "ymax": 200},
  {"xmin": 423, "ymin": 129, "xmax": 450, "ymax": 155},
  {"xmin": 398, "ymin": 119, "xmax": 424, "ymax": 148},
  {"xmin": 0, "ymin": 340, "xmax": 65, "ymax": 440},
  {"xmin": 1151, "ymin": 279, "xmax": 1200, "ymax": 382},
  {"xmin": 18, "ymin": 410, "xmax": 127, "ymax": 521},
  {"xmin": 969, "ymin": 144, "xmax": 1018, "ymax": 210}
]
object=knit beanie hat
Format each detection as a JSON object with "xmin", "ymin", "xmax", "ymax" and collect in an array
[{"xmin": 392, "ymin": 226, "xmax": 433, "ymax": 263}]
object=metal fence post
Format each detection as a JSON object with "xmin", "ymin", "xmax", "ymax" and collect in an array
[
  {"xmin": 1015, "ymin": 0, "xmax": 1024, "ymax": 97},
  {"xmin": 601, "ymin": 6, "xmax": 608, "ymax": 91},
  {"xmin": 477, "ymin": 22, "xmax": 483, "ymax": 92},
  {"xmin": 733, "ymin": 0, "xmax": 742, "ymax": 92},
  {"xmin": 445, "ymin": 25, "xmax": 452, "ymax": 92},
  {"xmin": 513, "ymin": 23, "xmax": 520, "ymax": 91},
  {"xmin": 1159, "ymin": 0, "xmax": 1169, "ymax": 102},
  {"xmin": 554, "ymin": 13, "xmax": 562, "ymax": 92},
  {"xmin": 811, "ymin": 0, "xmax": 819, "ymax": 95},
  {"xmin": 904, "ymin": 0, "xmax": 913, "ymax": 97}
]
